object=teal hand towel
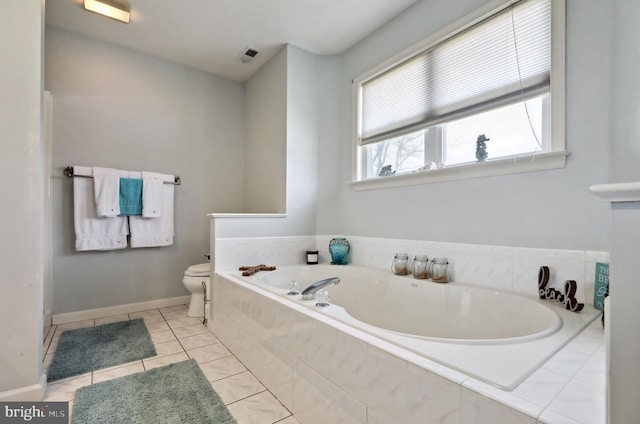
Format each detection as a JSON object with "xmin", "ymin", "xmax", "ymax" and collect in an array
[{"xmin": 119, "ymin": 178, "xmax": 143, "ymax": 216}]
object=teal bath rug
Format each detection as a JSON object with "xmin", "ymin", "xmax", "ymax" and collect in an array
[
  {"xmin": 72, "ymin": 359, "xmax": 237, "ymax": 424},
  {"xmin": 47, "ymin": 318, "xmax": 156, "ymax": 382}
]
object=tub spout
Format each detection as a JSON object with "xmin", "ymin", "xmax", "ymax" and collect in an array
[{"xmin": 301, "ymin": 277, "xmax": 340, "ymax": 300}]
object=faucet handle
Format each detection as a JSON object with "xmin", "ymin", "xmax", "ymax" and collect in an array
[
  {"xmin": 315, "ymin": 289, "xmax": 330, "ymax": 307},
  {"xmin": 287, "ymin": 280, "xmax": 300, "ymax": 296}
]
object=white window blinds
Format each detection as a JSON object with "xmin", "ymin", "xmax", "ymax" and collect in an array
[{"xmin": 360, "ymin": 0, "xmax": 551, "ymax": 145}]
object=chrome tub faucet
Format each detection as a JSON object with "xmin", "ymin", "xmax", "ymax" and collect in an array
[{"xmin": 301, "ymin": 277, "xmax": 341, "ymax": 300}]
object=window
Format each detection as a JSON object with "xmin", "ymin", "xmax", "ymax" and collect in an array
[{"xmin": 353, "ymin": 0, "xmax": 566, "ymax": 189}]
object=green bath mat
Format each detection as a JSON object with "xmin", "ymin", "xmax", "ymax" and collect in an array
[
  {"xmin": 47, "ymin": 318, "xmax": 156, "ymax": 382},
  {"xmin": 72, "ymin": 359, "xmax": 236, "ymax": 424}
]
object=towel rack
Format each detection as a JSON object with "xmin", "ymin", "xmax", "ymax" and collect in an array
[{"xmin": 64, "ymin": 166, "xmax": 182, "ymax": 185}]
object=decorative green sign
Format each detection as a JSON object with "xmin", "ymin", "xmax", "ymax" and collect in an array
[{"xmin": 594, "ymin": 262, "xmax": 609, "ymax": 311}]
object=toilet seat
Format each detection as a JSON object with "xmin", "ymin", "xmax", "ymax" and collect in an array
[{"xmin": 185, "ymin": 263, "xmax": 210, "ymax": 277}]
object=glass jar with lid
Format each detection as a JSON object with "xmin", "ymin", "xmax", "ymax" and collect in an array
[
  {"xmin": 411, "ymin": 255, "xmax": 429, "ymax": 279},
  {"xmin": 430, "ymin": 257, "xmax": 449, "ymax": 283},
  {"xmin": 391, "ymin": 253, "xmax": 409, "ymax": 275}
]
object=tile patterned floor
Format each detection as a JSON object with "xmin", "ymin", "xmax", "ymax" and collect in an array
[{"xmin": 43, "ymin": 305, "xmax": 299, "ymax": 424}]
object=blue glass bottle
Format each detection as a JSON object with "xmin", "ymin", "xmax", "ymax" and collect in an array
[{"xmin": 329, "ymin": 237, "xmax": 350, "ymax": 265}]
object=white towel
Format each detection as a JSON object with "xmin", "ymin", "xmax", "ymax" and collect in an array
[
  {"xmin": 92, "ymin": 167, "xmax": 123, "ymax": 217},
  {"xmin": 141, "ymin": 171, "xmax": 164, "ymax": 218},
  {"xmin": 129, "ymin": 173, "xmax": 175, "ymax": 248},
  {"xmin": 73, "ymin": 166, "xmax": 128, "ymax": 251}
]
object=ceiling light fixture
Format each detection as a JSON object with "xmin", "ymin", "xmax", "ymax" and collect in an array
[{"xmin": 83, "ymin": 0, "xmax": 131, "ymax": 24}]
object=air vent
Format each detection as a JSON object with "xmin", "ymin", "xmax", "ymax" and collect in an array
[{"xmin": 240, "ymin": 47, "xmax": 259, "ymax": 63}]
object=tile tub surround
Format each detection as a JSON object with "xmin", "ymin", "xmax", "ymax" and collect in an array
[
  {"xmin": 214, "ymin": 235, "xmax": 608, "ymax": 308},
  {"xmin": 213, "ymin": 272, "xmax": 606, "ymax": 423},
  {"xmin": 214, "ymin": 235, "xmax": 318, "ymax": 272},
  {"xmin": 242, "ymin": 265, "xmax": 600, "ymax": 391}
]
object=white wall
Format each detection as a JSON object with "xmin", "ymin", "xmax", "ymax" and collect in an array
[
  {"xmin": 217, "ymin": 45, "xmax": 319, "ymax": 240},
  {"xmin": 316, "ymin": 0, "xmax": 611, "ymax": 252},
  {"xmin": 315, "ymin": 55, "xmax": 346, "ymax": 233},
  {"xmin": 244, "ymin": 47, "xmax": 287, "ymax": 213},
  {"xmin": 604, "ymin": 1, "xmax": 640, "ymax": 422},
  {"xmin": 0, "ymin": 0, "xmax": 45, "ymax": 399},
  {"xmin": 608, "ymin": 0, "xmax": 640, "ymax": 183},
  {"xmin": 45, "ymin": 27, "xmax": 246, "ymax": 314},
  {"xmin": 284, "ymin": 45, "xmax": 319, "ymax": 235}
]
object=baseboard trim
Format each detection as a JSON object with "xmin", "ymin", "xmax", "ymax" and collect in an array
[
  {"xmin": 52, "ymin": 296, "xmax": 191, "ymax": 325},
  {"xmin": 0, "ymin": 374, "xmax": 47, "ymax": 401}
]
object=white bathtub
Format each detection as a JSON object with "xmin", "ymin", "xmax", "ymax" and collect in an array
[{"xmin": 231, "ymin": 264, "xmax": 600, "ymax": 390}]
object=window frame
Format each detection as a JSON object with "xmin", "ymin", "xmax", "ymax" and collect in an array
[{"xmin": 350, "ymin": 0, "xmax": 566, "ymax": 191}]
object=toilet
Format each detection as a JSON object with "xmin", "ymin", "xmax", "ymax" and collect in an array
[{"xmin": 182, "ymin": 263, "xmax": 210, "ymax": 317}]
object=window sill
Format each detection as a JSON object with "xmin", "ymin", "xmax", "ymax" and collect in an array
[{"xmin": 350, "ymin": 151, "xmax": 570, "ymax": 191}]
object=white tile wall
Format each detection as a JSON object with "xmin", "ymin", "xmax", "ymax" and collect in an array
[
  {"xmin": 216, "ymin": 235, "xmax": 608, "ymax": 307},
  {"xmin": 405, "ymin": 363, "xmax": 461, "ymax": 423},
  {"xmin": 459, "ymin": 387, "xmax": 537, "ymax": 424},
  {"xmin": 215, "ymin": 236, "xmax": 316, "ymax": 271},
  {"xmin": 292, "ymin": 358, "xmax": 367, "ymax": 424}
]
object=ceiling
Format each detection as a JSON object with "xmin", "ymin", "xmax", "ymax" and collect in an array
[{"xmin": 45, "ymin": 0, "xmax": 419, "ymax": 82}]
